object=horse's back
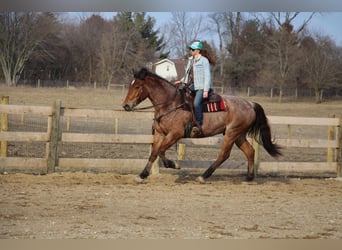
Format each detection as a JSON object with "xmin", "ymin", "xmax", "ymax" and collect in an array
[
  {"xmin": 221, "ymin": 95, "xmax": 254, "ymax": 111},
  {"xmin": 220, "ymin": 94, "xmax": 256, "ymax": 124}
]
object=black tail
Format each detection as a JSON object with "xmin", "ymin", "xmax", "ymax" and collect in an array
[{"xmin": 248, "ymin": 102, "xmax": 282, "ymax": 157}]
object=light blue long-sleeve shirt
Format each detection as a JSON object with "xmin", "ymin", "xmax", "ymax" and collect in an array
[{"xmin": 182, "ymin": 55, "xmax": 211, "ymax": 92}]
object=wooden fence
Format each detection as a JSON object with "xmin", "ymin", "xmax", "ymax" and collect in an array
[{"xmin": 1, "ymin": 98, "xmax": 342, "ymax": 177}]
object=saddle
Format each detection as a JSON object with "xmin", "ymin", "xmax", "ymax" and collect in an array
[
  {"xmin": 203, "ymin": 92, "xmax": 227, "ymax": 112},
  {"xmin": 181, "ymin": 87, "xmax": 227, "ymax": 113},
  {"xmin": 180, "ymin": 87, "xmax": 228, "ymax": 138}
]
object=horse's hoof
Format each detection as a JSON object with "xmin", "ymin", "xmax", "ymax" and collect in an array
[
  {"xmin": 134, "ymin": 176, "xmax": 145, "ymax": 184},
  {"xmin": 196, "ymin": 176, "xmax": 205, "ymax": 184},
  {"xmin": 165, "ymin": 160, "xmax": 181, "ymax": 169},
  {"xmin": 174, "ymin": 161, "xmax": 181, "ymax": 169}
]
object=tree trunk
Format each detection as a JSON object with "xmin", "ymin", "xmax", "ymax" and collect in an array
[{"xmin": 314, "ymin": 87, "xmax": 321, "ymax": 104}]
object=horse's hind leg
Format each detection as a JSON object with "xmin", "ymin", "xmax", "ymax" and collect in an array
[
  {"xmin": 235, "ymin": 135, "xmax": 255, "ymax": 181},
  {"xmin": 198, "ymin": 135, "xmax": 235, "ymax": 183}
]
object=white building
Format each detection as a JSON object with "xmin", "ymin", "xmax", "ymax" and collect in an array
[{"xmin": 152, "ymin": 59, "xmax": 186, "ymax": 81}]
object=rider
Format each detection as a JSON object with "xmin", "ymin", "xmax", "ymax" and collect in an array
[{"xmin": 175, "ymin": 40, "xmax": 215, "ymax": 135}]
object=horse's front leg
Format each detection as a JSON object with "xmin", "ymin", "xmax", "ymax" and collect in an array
[{"xmin": 137, "ymin": 131, "xmax": 181, "ymax": 182}]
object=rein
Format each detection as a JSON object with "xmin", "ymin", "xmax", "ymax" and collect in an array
[
  {"xmin": 128, "ymin": 98, "xmax": 178, "ymax": 112},
  {"xmin": 129, "ymin": 85, "xmax": 185, "ymax": 122},
  {"xmin": 154, "ymin": 103, "xmax": 185, "ymax": 123},
  {"xmin": 129, "ymin": 104, "xmax": 155, "ymax": 111}
]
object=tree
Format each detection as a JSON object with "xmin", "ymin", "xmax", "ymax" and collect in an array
[
  {"xmin": 162, "ymin": 12, "xmax": 205, "ymax": 58},
  {"xmin": 300, "ymin": 34, "xmax": 340, "ymax": 103},
  {"xmin": 24, "ymin": 12, "xmax": 70, "ymax": 82},
  {"xmin": 97, "ymin": 12, "xmax": 165, "ymax": 88},
  {"xmin": 225, "ymin": 12, "xmax": 242, "ymax": 58},
  {"xmin": 0, "ymin": 12, "xmax": 58, "ymax": 86},
  {"xmin": 208, "ymin": 13, "xmax": 230, "ymax": 80},
  {"xmin": 79, "ymin": 14, "xmax": 110, "ymax": 84},
  {"xmin": 133, "ymin": 12, "xmax": 167, "ymax": 60},
  {"xmin": 266, "ymin": 12, "xmax": 314, "ymax": 102}
]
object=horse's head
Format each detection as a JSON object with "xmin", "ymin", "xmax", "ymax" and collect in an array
[{"xmin": 122, "ymin": 68, "xmax": 150, "ymax": 111}]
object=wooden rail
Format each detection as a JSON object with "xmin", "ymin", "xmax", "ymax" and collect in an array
[{"xmin": 0, "ymin": 99, "xmax": 341, "ymax": 177}]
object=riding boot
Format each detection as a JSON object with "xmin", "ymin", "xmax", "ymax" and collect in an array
[{"xmin": 191, "ymin": 121, "xmax": 203, "ymax": 136}]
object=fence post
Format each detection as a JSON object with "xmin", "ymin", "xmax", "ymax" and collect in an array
[
  {"xmin": 1, "ymin": 96, "xmax": 9, "ymax": 157},
  {"xmin": 178, "ymin": 143, "xmax": 186, "ymax": 160},
  {"xmin": 327, "ymin": 114, "xmax": 335, "ymax": 163},
  {"xmin": 337, "ymin": 116, "xmax": 342, "ymax": 177},
  {"xmin": 66, "ymin": 116, "xmax": 71, "ymax": 131},
  {"xmin": 47, "ymin": 100, "xmax": 61, "ymax": 173}
]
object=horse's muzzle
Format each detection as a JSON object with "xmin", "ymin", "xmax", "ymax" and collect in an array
[{"xmin": 123, "ymin": 104, "xmax": 133, "ymax": 111}]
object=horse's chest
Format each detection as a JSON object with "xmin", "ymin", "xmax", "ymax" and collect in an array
[{"xmin": 153, "ymin": 112, "xmax": 189, "ymax": 135}]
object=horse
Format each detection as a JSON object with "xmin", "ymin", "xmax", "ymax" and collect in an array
[{"xmin": 122, "ymin": 68, "xmax": 281, "ymax": 183}]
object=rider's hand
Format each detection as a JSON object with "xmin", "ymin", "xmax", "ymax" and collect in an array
[{"xmin": 203, "ymin": 91, "xmax": 208, "ymax": 98}]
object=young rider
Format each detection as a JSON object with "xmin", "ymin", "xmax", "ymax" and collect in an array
[{"xmin": 175, "ymin": 40, "xmax": 215, "ymax": 135}]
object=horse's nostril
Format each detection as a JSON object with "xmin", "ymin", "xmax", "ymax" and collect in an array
[{"xmin": 123, "ymin": 104, "xmax": 131, "ymax": 111}]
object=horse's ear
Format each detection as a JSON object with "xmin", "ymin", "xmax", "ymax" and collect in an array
[
  {"xmin": 132, "ymin": 68, "xmax": 140, "ymax": 79},
  {"xmin": 134, "ymin": 68, "xmax": 148, "ymax": 80}
]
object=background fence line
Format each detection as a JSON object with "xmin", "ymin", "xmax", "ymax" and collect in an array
[
  {"xmin": 13, "ymin": 78, "xmax": 342, "ymax": 101},
  {"xmin": 1, "ymin": 98, "xmax": 341, "ymax": 177}
]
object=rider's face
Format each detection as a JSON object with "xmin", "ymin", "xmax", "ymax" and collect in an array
[{"xmin": 189, "ymin": 48, "xmax": 200, "ymax": 56}]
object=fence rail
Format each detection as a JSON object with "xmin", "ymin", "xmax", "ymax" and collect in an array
[
  {"xmin": 14, "ymin": 78, "xmax": 342, "ymax": 101},
  {"xmin": 1, "ymin": 98, "xmax": 341, "ymax": 177}
]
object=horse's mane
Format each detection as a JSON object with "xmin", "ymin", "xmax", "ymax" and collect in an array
[{"xmin": 134, "ymin": 68, "xmax": 176, "ymax": 88}]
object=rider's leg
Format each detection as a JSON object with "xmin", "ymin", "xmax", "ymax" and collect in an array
[{"xmin": 193, "ymin": 89, "xmax": 203, "ymax": 126}]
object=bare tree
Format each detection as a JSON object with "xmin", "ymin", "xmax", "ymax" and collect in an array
[
  {"xmin": 0, "ymin": 12, "xmax": 58, "ymax": 86},
  {"xmin": 208, "ymin": 13, "xmax": 230, "ymax": 79},
  {"xmin": 98, "ymin": 12, "xmax": 163, "ymax": 88},
  {"xmin": 267, "ymin": 12, "xmax": 314, "ymax": 102},
  {"xmin": 78, "ymin": 14, "xmax": 110, "ymax": 84},
  {"xmin": 301, "ymin": 34, "xmax": 340, "ymax": 103},
  {"xmin": 98, "ymin": 22, "xmax": 138, "ymax": 88},
  {"xmin": 162, "ymin": 12, "xmax": 205, "ymax": 58},
  {"xmin": 224, "ymin": 12, "xmax": 242, "ymax": 58}
]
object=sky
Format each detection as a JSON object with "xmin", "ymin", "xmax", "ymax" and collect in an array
[{"xmin": 96, "ymin": 12, "xmax": 342, "ymax": 47}]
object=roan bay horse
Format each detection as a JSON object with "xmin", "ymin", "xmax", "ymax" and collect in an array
[{"xmin": 123, "ymin": 68, "xmax": 281, "ymax": 183}]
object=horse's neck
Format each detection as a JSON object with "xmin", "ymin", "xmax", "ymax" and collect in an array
[{"xmin": 147, "ymin": 79, "xmax": 180, "ymax": 108}]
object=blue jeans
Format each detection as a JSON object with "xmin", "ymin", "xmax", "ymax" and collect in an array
[{"xmin": 193, "ymin": 89, "xmax": 203, "ymax": 126}]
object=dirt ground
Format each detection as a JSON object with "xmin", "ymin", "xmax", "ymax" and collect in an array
[
  {"xmin": 1, "ymin": 86, "xmax": 342, "ymax": 239},
  {"xmin": 1, "ymin": 172, "xmax": 342, "ymax": 239}
]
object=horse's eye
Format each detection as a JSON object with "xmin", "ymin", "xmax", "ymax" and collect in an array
[{"xmin": 134, "ymin": 85, "xmax": 140, "ymax": 90}]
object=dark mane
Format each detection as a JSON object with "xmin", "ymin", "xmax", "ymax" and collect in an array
[{"xmin": 134, "ymin": 68, "xmax": 175, "ymax": 87}]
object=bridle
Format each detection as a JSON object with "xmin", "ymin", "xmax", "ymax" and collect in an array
[{"xmin": 129, "ymin": 78, "xmax": 185, "ymax": 123}]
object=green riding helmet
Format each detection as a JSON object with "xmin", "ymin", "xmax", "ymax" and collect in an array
[{"xmin": 189, "ymin": 41, "xmax": 203, "ymax": 50}]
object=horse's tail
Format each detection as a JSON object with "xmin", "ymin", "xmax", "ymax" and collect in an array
[{"xmin": 248, "ymin": 102, "xmax": 282, "ymax": 157}]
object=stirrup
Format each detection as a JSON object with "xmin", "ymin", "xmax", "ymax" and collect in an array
[{"xmin": 191, "ymin": 125, "xmax": 203, "ymax": 136}]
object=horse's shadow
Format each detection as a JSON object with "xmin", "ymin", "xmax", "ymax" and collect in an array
[{"xmin": 172, "ymin": 169, "xmax": 294, "ymax": 185}]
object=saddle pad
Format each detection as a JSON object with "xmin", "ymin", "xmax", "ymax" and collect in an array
[{"xmin": 203, "ymin": 94, "xmax": 227, "ymax": 112}]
